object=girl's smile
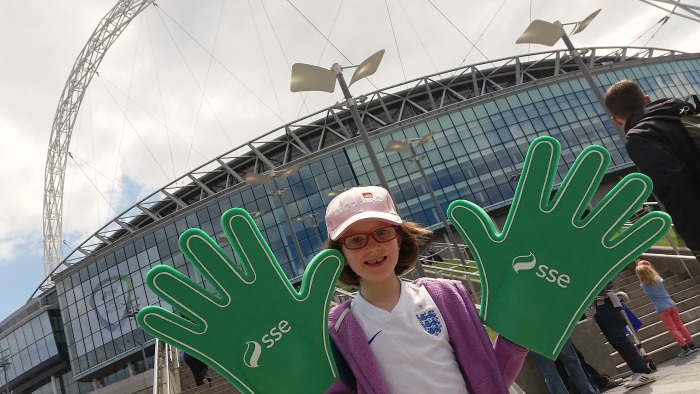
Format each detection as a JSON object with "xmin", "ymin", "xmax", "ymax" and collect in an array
[{"xmin": 340, "ymin": 220, "xmax": 400, "ymax": 285}]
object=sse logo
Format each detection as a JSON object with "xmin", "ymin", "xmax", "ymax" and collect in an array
[
  {"xmin": 512, "ymin": 252, "xmax": 571, "ymax": 289},
  {"xmin": 243, "ymin": 320, "xmax": 291, "ymax": 368}
]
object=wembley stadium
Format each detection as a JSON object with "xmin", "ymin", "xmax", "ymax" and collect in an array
[{"xmin": 3, "ymin": 4, "xmax": 700, "ymax": 394}]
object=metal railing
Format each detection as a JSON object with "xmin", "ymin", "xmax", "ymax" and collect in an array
[
  {"xmin": 152, "ymin": 339, "xmax": 180, "ymax": 394},
  {"xmin": 623, "ymin": 202, "xmax": 695, "ymax": 278}
]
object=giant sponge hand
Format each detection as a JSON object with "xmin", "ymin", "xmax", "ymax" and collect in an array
[
  {"xmin": 137, "ymin": 208, "xmax": 343, "ymax": 393},
  {"xmin": 448, "ymin": 136, "xmax": 670, "ymax": 359}
]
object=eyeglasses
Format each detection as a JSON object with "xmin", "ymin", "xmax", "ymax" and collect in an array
[{"xmin": 339, "ymin": 226, "xmax": 398, "ymax": 250}]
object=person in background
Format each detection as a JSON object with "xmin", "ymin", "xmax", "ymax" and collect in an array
[
  {"xmin": 593, "ymin": 281, "xmax": 655, "ymax": 388},
  {"xmin": 178, "ymin": 311, "xmax": 212, "ymax": 387},
  {"xmin": 529, "ymin": 338, "xmax": 596, "ymax": 394},
  {"xmin": 635, "ymin": 260, "xmax": 698, "ymax": 358},
  {"xmin": 604, "ymin": 79, "xmax": 700, "ymax": 262},
  {"xmin": 565, "ymin": 344, "xmax": 622, "ymax": 392},
  {"xmin": 425, "ymin": 246, "xmax": 444, "ymax": 264},
  {"xmin": 183, "ymin": 351, "xmax": 212, "ymax": 386}
]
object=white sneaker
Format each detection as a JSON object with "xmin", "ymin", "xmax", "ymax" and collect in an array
[{"xmin": 625, "ymin": 373, "xmax": 655, "ymax": 388}]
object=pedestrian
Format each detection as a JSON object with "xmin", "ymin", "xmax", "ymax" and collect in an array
[
  {"xmin": 568, "ymin": 344, "xmax": 622, "ymax": 392},
  {"xmin": 178, "ymin": 312, "xmax": 212, "ymax": 387},
  {"xmin": 635, "ymin": 260, "xmax": 698, "ymax": 357},
  {"xmin": 593, "ymin": 281, "xmax": 655, "ymax": 388},
  {"xmin": 183, "ymin": 352, "xmax": 212, "ymax": 387},
  {"xmin": 530, "ymin": 339, "xmax": 596, "ymax": 394},
  {"xmin": 425, "ymin": 247, "xmax": 444, "ymax": 264},
  {"xmin": 323, "ymin": 186, "xmax": 528, "ymax": 393},
  {"xmin": 604, "ymin": 79, "xmax": 700, "ymax": 262}
]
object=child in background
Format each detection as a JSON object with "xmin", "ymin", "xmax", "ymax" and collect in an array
[
  {"xmin": 635, "ymin": 260, "xmax": 698, "ymax": 358},
  {"xmin": 323, "ymin": 186, "xmax": 527, "ymax": 393}
]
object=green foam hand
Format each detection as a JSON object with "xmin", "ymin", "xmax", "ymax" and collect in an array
[
  {"xmin": 448, "ymin": 136, "xmax": 671, "ymax": 359},
  {"xmin": 136, "ymin": 208, "xmax": 343, "ymax": 393}
]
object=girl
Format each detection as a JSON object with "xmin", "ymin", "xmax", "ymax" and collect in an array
[
  {"xmin": 635, "ymin": 260, "xmax": 698, "ymax": 358},
  {"xmin": 323, "ymin": 186, "xmax": 527, "ymax": 393}
]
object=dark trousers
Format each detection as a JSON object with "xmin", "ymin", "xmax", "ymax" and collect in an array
[
  {"xmin": 574, "ymin": 346, "xmax": 611, "ymax": 390},
  {"xmin": 184, "ymin": 356, "xmax": 210, "ymax": 386},
  {"xmin": 594, "ymin": 301, "xmax": 650, "ymax": 374}
]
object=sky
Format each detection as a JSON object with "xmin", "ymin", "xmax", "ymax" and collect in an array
[{"xmin": 0, "ymin": 0, "xmax": 698, "ymax": 323}]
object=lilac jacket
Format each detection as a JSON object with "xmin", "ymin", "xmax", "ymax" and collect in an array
[{"xmin": 327, "ymin": 278, "xmax": 527, "ymax": 394}]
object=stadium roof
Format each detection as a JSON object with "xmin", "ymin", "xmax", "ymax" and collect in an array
[{"xmin": 34, "ymin": 45, "xmax": 690, "ymax": 298}]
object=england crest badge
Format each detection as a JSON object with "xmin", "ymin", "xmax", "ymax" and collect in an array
[{"xmin": 416, "ymin": 308, "xmax": 443, "ymax": 336}]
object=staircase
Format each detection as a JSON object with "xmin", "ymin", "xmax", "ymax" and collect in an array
[
  {"xmin": 417, "ymin": 249, "xmax": 700, "ymax": 392},
  {"xmin": 169, "ymin": 249, "xmax": 698, "ymax": 393},
  {"xmin": 178, "ymin": 365, "xmax": 240, "ymax": 394},
  {"xmin": 418, "ymin": 249, "xmax": 700, "ymax": 376},
  {"xmin": 602, "ymin": 262, "xmax": 700, "ymax": 375}
]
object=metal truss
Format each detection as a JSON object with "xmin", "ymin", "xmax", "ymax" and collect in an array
[
  {"xmin": 42, "ymin": 0, "xmax": 155, "ymax": 288},
  {"xmin": 638, "ymin": 0, "xmax": 700, "ymax": 23},
  {"xmin": 37, "ymin": 43, "xmax": 688, "ymax": 299}
]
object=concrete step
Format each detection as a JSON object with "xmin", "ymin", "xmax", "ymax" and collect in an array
[
  {"xmin": 634, "ymin": 293, "xmax": 700, "ymax": 329},
  {"xmin": 623, "ymin": 276, "xmax": 700, "ymax": 311},
  {"xmin": 179, "ymin": 365, "xmax": 240, "ymax": 394},
  {"xmin": 606, "ymin": 301, "xmax": 700, "ymax": 373},
  {"xmin": 612, "ymin": 268, "xmax": 643, "ymax": 288},
  {"xmin": 613, "ymin": 316, "xmax": 700, "ymax": 374},
  {"xmin": 585, "ymin": 263, "xmax": 700, "ymax": 376},
  {"xmin": 620, "ymin": 273, "xmax": 688, "ymax": 302},
  {"xmin": 622, "ymin": 273, "xmax": 692, "ymax": 300}
]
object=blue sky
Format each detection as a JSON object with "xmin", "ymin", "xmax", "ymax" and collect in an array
[{"xmin": 0, "ymin": 0, "xmax": 698, "ymax": 323}]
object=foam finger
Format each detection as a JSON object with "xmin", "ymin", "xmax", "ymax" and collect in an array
[
  {"xmin": 298, "ymin": 249, "xmax": 344, "ymax": 306},
  {"xmin": 136, "ymin": 305, "xmax": 209, "ymax": 360},
  {"xmin": 221, "ymin": 208, "xmax": 286, "ymax": 285},
  {"xmin": 146, "ymin": 264, "xmax": 222, "ymax": 315},
  {"xmin": 513, "ymin": 136, "xmax": 560, "ymax": 210},
  {"xmin": 609, "ymin": 211, "xmax": 671, "ymax": 263},
  {"xmin": 180, "ymin": 228, "xmax": 249, "ymax": 299},
  {"xmin": 449, "ymin": 200, "xmax": 501, "ymax": 248},
  {"xmin": 585, "ymin": 174, "xmax": 651, "ymax": 236},
  {"xmin": 551, "ymin": 145, "xmax": 608, "ymax": 220}
]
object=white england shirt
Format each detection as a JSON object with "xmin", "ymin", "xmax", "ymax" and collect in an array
[{"xmin": 351, "ymin": 280, "xmax": 469, "ymax": 393}]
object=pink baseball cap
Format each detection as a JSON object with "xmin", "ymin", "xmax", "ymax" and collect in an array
[{"xmin": 325, "ymin": 186, "xmax": 402, "ymax": 240}]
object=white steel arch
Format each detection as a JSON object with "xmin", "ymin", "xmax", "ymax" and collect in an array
[
  {"xmin": 639, "ymin": 0, "xmax": 700, "ymax": 23},
  {"xmin": 43, "ymin": 0, "xmax": 155, "ymax": 281}
]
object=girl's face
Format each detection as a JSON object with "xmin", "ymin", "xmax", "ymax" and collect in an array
[{"xmin": 340, "ymin": 219, "xmax": 401, "ymax": 285}]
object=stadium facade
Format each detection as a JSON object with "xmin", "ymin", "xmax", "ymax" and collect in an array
[{"xmin": 2, "ymin": 47, "xmax": 700, "ymax": 393}]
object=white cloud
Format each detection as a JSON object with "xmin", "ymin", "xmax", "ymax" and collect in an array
[{"xmin": 1, "ymin": 0, "xmax": 699, "ymax": 321}]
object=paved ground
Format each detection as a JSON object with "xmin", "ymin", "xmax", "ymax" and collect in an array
[{"xmin": 606, "ymin": 351, "xmax": 700, "ymax": 394}]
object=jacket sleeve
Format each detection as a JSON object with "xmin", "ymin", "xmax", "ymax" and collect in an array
[
  {"xmin": 627, "ymin": 133, "xmax": 700, "ymax": 251},
  {"xmin": 328, "ymin": 335, "xmax": 356, "ymax": 392},
  {"xmin": 493, "ymin": 335, "xmax": 529, "ymax": 388},
  {"xmin": 325, "ymin": 379, "xmax": 355, "ymax": 394},
  {"xmin": 626, "ymin": 134, "xmax": 688, "ymax": 198}
]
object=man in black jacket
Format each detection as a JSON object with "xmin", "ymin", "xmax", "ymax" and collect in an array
[{"xmin": 604, "ymin": 79, "xmax": 700, "ymax": 262}]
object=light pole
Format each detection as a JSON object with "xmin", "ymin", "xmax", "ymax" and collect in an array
[
  {"xmin": 136, "ymin": 340, "xmax": 149, "ymax": 371},
  {"xmin": 292, "ymin": 51, "xmax": 428, "ymax": 278},
  {"xmin": 0, "ymin": 349, "xmax": 10, "ymax": 394},
  {"xmin": 246, "ymin": 165, "xmax": 307, "ymax": 271},
  {"xmin": 290, "ymin": 50, "xmax": 392, "ymax": 192},
  {"xmin": 385, "ymin": 133, "xmax": 478, "ymax": 298},
  {"xmin": 126, "ymin": 308, "xmax": 149, "ymax": 370},
  {"xmin": 297, "ymin": 213, "xmax": 324, "ymax": 246},
  {"xmin": 515, "ymin": 9, "xmax": 625, "ymax": 140}
]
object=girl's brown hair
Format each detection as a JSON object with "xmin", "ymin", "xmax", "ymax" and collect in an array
[
  {"xmin": 324, "ymin": 221, "xmax": 432, "ymax": 286},
  {"xmin": 635, "ymin": 260, "xmax": 660, "ymax": 286}
]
